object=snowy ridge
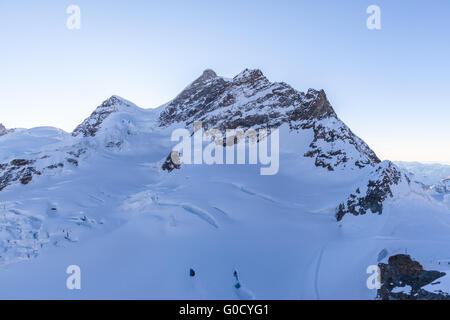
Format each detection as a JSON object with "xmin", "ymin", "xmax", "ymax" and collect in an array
[{"xmin": 72, "ymin": 95, "xmax": 141, "ymax": 138}]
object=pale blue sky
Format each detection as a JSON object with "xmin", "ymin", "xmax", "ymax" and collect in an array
[{"xmin": 1, "ymin": 0, "xmax": 449, "ymax": 163}]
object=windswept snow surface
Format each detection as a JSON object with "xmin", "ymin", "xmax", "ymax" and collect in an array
[{"xmin": 0, "ymin": 73, "xmax": 449, "ymax": 299}]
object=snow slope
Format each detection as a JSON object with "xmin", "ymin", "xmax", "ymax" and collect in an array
[{"xmin": 0, "ymin": 69, "xmax": 449, "ymax": 299}]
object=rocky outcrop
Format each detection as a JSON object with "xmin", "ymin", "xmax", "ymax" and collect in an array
[
  {"xmin": 336, "ymin": 161, "xmax": 404, "ymax": 221},
  {"xmin": 159, "ymin": 69, "xmax": 380, "ymax": 171},
  {"xmin": 0, "ymin": 124, "xmax": 7, "ymax": 136},
  {"xmin": 0, "ymin": 124, "xmax": 13, "ymax": 137},
  {"xmin": 303, "ymin": 120, "xmax": 380, "ymax": 171},
  {"xmin": 159, "ymin": 69, "xmax": 337, "ymax": 131},
  {"xmin": 0, "ymin": 159, "xmax": 41, "ymax": 191},
  {"xmin": 0, "ymin": 146, "xmax": 87, "ymax": 192},
  {"xmin": 162, "ymin": 152, "xmax": 181, "ymax": 172},
  {"xmin": 377, "ymin": 254, "xmax": 449, "ymax": 300}
]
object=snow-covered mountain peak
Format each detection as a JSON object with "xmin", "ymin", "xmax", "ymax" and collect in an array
[
  {"xmin": 158, "ymin": 68, "xmax": 337, "ymax": 130},
  {"xmin": 159, "ymin": 68, "xmax": 379, "ymax": 173},
  {"xmin": 72, "ymin": 95, "xmax": 139, "ymax": 137}
]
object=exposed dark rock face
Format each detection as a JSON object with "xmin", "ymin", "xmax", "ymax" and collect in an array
[
  {"xmin": 67, "ymin": 148, "xmax": 87, "ymax": 158},
  {"xmin": 0, "ymin": 159, "xmax": 41, "ymax": 191},
  {"xmin": 66, "ymin": 158, "xmax": 79, "ymax": 167},
  {"xmin": 336, "ymin": 161, "xmax": 404, "ymax": 221},
  {"xmin": 159, "ymin": 69, "xmax": 231, "ymax": 128},
  {"xmin": 0, "ymin": 123, "xmax": 14, "ymax": 137},
  {"xmin": 0, "ymin": 124, "xmax": 7, "ymax": 136},
  {"xmin": 377, "ymin": 254, "xmax": 449, "ymax": 300},
  {"xmin": 47, "ymin": 163, "xmax": 64, "ymax": 169},
  {"xmin": 72, "ymin": 96, "xmax": 132, "ymax": 137},
  {"xmin": 162, "ymin": 152, "xmax": 181, "ymax": 172},
  {"xmin": 303, "ymin": 121, "xmax": 380, "ymax": 172},
  {"xmin": 159, "ymin": 69, "xmax": 380, "ymax": 171},
  {"xmin": 0, "ymin": 147, "xmax": 87, "ymax": 192},
  {"xmin": 160, "ymin": 69, "xmax": 337, "ymax": 131}
]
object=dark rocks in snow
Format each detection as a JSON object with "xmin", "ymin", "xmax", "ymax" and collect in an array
[
  {"xmin": 106, "ymin": 141, "xmax": 122, "ymax": 149},
  {"xmin": 0, "ymin": 124, "xmax": 8, "ymax": 136},
  {"xmin": 10, "ymin": 159, "xmax": 34, "ymax": 167},
  {"xmin": 66, "ymin": 158, "xmax": 79, "ymax": 167},
  {"xmin": 64, "ymin": 148, "xmax": 86, "ymax": 167},
  {"xmin": 162, "ymin": 152, "xmax": 181, "ymax": 172},
  {"xmin": 302, "ymin": 121, "xmax": 380, "ymax": 171},
  {"xmin": 20, "ymin": 169, "xmax": 34, "ymax": 185},
  {"xmin": 47, "ymin": 163, "xmax": 64, "ymax": 169},
  {"xmin": 159, "ymin": 70, "xmax": 230, "ymax": 128},
  {"xmin": 336, "ymin": 161, "xmax": 403, "ymax": 221},
  {"xmin": 0, "ymin": 123, "xmax": 13, "ymax": 137},
  {"xmin": 288, "ymin": 89, "xmax": 337, "ymax": 123},
  {"xmin": 67, "ymin": 148, "xmax": 87, "ymax": 158},
  {"xmin": 0, "ymin": 159, "xmax": 41, "ymax": 191},
  {"xmin": 63, "ymin": 148, "xmax": 86, "ymax": 167},
  {"xmin": 377, "ymin": 254, "xmax": 449, "ymax": 300}
]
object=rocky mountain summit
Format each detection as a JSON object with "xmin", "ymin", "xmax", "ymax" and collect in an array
[
  {"xmin": 160, "ymin": 69, "xmax": 380, "ymax": 171},
  {"xmin": 378, "ymin": 254, "xmax": 449, "ymax": 300}
]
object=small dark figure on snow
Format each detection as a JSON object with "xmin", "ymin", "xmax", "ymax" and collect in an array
[{"xmin": 233, "ymin": 270, "xmax": 241, "ymax": 289}]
